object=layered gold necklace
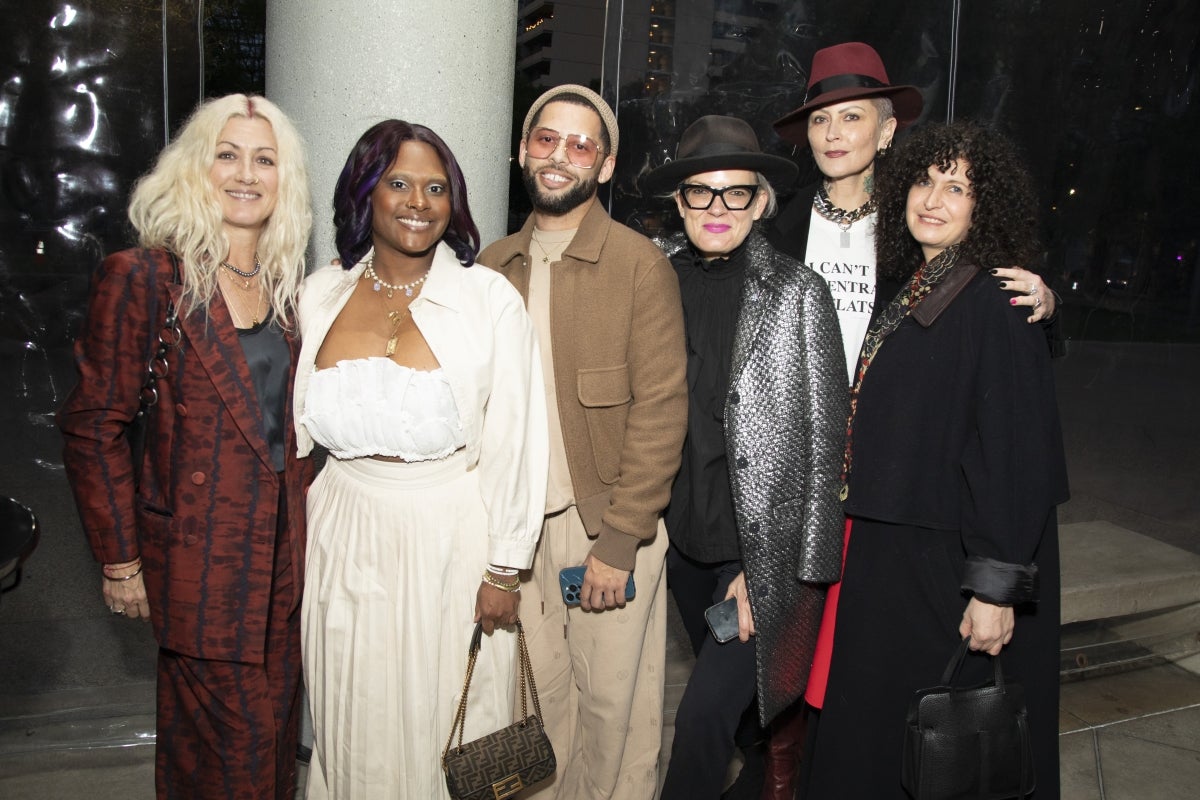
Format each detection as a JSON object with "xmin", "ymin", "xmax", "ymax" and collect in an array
[{"xmin": 219, "ymin": 268, "xmax": 266, "ymax": 327}]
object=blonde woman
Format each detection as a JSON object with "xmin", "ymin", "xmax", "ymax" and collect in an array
[{"xmin": 58, "ymin": 94, "xmax": 314, "ymax": 799}]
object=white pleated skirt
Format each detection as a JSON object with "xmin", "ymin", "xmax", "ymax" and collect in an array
[{"xmin": 302, "ymin": 452, "xmax": 517, "ymax": 800}]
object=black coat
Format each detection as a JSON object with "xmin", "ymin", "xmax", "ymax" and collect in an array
[{"xmin": 808, "ymin": 266, "xmax": 1068, "ymax": 798}]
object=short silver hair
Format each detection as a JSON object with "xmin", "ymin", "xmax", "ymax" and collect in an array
[
  {"xmin": 756, "ymin": 173, "xmax": 779, "ymax": 218},
  {"xmin": 873, "ymin": 96, "xmax": 896, "ymax": 123}
]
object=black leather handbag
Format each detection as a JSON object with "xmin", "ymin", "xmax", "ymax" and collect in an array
[
  {"xmin": 442, "ymin": 619, "xmax": 556, "ymax": 800},
  {"xmin": 902, "ymin": 637, "xmax": 1036, "ymax": 800}
]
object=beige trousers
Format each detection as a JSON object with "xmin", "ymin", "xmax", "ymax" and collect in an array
[{"xmin": 520, "ymin": 507, "xmax": 669, "ymax": 800}]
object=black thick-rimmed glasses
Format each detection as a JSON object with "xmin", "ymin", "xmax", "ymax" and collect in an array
[
  {"xmin": 525, "ymin": 127, "xmax": 605, "ymax": 169},
  {"xmin": 678, "ymin": 183, "xmax": 760, "ymax": 210}
]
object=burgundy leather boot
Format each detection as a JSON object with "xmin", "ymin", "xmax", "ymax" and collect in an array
[{"xmin": 760, "ymin": 703, "xmax": 806, "ymax": 800}]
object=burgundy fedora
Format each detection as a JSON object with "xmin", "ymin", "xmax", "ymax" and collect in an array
[{"xmin": 773, "ymin": 42, "xmax": 923, "ymax": 146}]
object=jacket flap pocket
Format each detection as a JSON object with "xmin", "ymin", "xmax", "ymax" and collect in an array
[{"xmin": 578, "ymin": 364, "xmax": 631, "ymax": 408}]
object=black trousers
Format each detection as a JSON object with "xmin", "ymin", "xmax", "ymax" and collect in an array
[{"xmin": 660, "ymin": 547, "xmax": 759, "ymax": 800}]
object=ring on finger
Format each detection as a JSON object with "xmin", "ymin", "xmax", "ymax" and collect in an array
[
  {"xmin": 1034, "ymin": 297, "xmax": 1042, "ymax": 308},
  {"xmin": 1027, "ymin": 281, "xmax": 1038, "ymax": 296}
]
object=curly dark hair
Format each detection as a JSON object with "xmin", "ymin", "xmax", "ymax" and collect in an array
[{"xmin": 874, "ymin": 121, "xmax": 1039, "ymax": 280}]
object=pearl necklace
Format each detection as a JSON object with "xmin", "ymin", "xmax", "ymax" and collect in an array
[
  {"xmin": 364, "ymin": 255, "xmax": 428, "ymax": 298},
  {"xmin": 220, "ymin": 253, "xmax": 262, "ymax": 288}
]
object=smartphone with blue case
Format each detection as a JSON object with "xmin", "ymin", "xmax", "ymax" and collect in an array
[{"xmin": 559, "ymin": 565, "xmax": 636, "ymax": 606}]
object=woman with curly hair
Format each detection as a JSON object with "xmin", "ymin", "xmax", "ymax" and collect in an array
[
  {"xmin": 802, "ymin": 121, "xmax": 1068, "ymax": 798},
  {"xmin": 58, "ymin": 94, "xmax": 314, "ymax": 798},
  {"xmin": 767, "ymin": 47, "xmax": 1059, "ymax": 796},
  {"xmin": 293, "ymin": 120, "xmax": 547, "ymax": 798}
]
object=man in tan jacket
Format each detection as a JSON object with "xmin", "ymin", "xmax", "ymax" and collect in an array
[{"xmin": 479, "ymin": 85, "xmax": 687, "ymax": 799}]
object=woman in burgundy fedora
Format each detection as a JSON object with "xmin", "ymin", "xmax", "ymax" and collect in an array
[
  {"xmin": 763, "ymin": 41, "xmax": 1058, "ymax": 798},
  {"xmin": 807, "ymin": 119, "xmax": 1066, "ymax": 800},
  {"xmin": 769, "ymin": 41, "xmax": 1056, "ymax": 381}
]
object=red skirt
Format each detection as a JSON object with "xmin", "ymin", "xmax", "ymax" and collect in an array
[{"xmin": 803, "ymin": 516, "xmax": 852, "ymax": 708}]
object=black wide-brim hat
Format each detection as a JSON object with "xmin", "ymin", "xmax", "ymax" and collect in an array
[
  {"xmin": 642, "ymin": 115, "xmax": 799, "ymax": 195},
  {"xmin": 773, "ymin": 41, "xmax": 924, "ymax": 146}
]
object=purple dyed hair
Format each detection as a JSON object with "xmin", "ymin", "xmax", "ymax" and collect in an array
[{"xmin": 332, "ymin": 120, "xmax": 480, "ymax": 268}]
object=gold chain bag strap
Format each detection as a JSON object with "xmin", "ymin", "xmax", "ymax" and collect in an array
[{"xmin": 442, "ymin": 619, "xmax": 556, "ymax": 800}]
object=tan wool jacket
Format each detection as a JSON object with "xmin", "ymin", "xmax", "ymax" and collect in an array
[{"xmin": 479, "ymin": 197, "xmax": 687, "ymax": 570}]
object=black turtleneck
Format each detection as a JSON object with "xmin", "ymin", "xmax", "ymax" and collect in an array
[{"xmin": 665, "ymin": 240, "xmax": 748, "ymax": 562}]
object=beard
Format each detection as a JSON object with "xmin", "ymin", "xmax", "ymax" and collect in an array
[{"xmin": 522, "ymin": 164, "xmax": 599, "ymax": 216}]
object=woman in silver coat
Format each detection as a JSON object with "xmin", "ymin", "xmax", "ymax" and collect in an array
[{"xmin": 644, "ymin": 116, "xmax": 848, "ymax": 800}]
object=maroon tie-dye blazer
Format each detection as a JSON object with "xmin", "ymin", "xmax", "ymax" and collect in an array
[{"xmin": 58, "ymin": 248, "xmax": 312, "ymax": 663}]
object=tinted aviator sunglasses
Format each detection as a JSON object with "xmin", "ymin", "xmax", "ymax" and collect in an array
[
  {"xmin": 678, "ymin": 183, "xmax": 760, "ymax": 211},
  {"xmin": 525, "ymin": 127, "xmax": 605, "ymax": 169}
]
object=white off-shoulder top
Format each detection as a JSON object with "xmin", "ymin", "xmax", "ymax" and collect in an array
[{"xmin": 300, "ymin": 358, "xmax": 466, "ymax": 461}]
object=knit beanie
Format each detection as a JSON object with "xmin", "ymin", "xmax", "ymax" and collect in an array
[{"xmin": 521, "ymin": 84, "xmax": 619, "ymax": 158}]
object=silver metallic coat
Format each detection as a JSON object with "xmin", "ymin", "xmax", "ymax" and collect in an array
[{"xmin": 659, "ymin": 229, "xmax": 848, "ymax": 723}]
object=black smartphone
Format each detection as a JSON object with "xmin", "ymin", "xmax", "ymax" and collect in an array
[
  {"xmin": 559, "ymin": 565, "xmax": 636, "ymax": 606},
  {"xmin": 704, "ymin": 597, "xmax": 740, "ymax": 643}
]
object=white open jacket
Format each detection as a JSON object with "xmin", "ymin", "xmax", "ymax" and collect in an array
[{"xmin": 293, "ymin": 243, "xmax": 549, "ymax": 569}]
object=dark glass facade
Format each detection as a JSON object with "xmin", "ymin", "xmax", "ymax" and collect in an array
[
  {"xmin": 0, "ymin": 1, "xmax": 263, "ymax": 473},
  {"xmin": 529, "ymin": 0, "xmax": 1200, "ymax": 554},
  {"xmin": 585, "ymin": 0, "xmax": 1200, "ymax": 344},
  {"xmin": 0, "ymin": 0, "xmax": 1195, "ymax": 561}
]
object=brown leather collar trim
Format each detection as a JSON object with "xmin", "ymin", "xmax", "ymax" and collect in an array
[{"xmin": 911, "ymin": 263, "xmax": 981, "ymax": 327}]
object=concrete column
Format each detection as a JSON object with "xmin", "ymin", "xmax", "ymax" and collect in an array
[{"xmin": 265, "ymin": 1, "xmax": 518, "ymax": 265}]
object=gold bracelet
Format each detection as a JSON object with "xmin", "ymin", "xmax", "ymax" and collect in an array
[
  {"xmin": 481, "ymin": 570, "xmax": 520, "ymax": 592},
  {"xmin": 103, "ymin": 565, "xmax": 143, "ymax": 582},
  {"xmin": 102, "ymin": 558, "xmax": 141, "ymax": 574}
]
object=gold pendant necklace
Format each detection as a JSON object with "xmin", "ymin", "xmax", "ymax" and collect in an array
[
  {"xmin": 384, "ymin": 308, "xmax": 409, "ymax": 357},
  {"xmin": 221, "ymin": 271, "xmax": 262, "ymax": 327},
  {"xmin": 530, "ymin": 233, "xmax": 550, "ymax": 264},
  {"xmin": 231, "ymin": 292, "xmax": 261, "ymax": 327}
]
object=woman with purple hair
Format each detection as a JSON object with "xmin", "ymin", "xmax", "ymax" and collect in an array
[{"xmin": 293, "ymin": 120, "xmax": 548, "ymax": 798}]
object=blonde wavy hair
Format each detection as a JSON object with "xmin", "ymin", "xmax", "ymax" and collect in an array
[{"xmin": 127, "ymin": 94, "xmax": 312, "ymax": 323}]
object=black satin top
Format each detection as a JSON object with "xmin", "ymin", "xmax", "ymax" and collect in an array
[{"xmin": 237, "ymin": 316, "xmax": 289, "ymax": 472}]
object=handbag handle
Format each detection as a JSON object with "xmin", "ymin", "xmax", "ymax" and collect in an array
[
  {"xmin": 130, "ymin": 252, "xmax": 183, "ymax": 487},
  {"xmin": 442, "ymin": 618, "xmax": 542, "ymax": 764},
  {"xmin": 137, "ymin": 252, "xmax": 183, "ymax": 414},
  {"xmin": 940, "ymin": 636, "xmax": 1004, "ymax": 689}
]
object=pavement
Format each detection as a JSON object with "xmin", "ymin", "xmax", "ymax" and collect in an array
[
  {"xmin": 2, "ymin": 589, "xmax": 1199, "ymax": 799},
  {"xmin": 1, "ymin": 341, "xmax": 1198, "ymax": 798}
]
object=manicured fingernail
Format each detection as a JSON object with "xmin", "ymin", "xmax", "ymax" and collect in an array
[
  {"xmin": 989, "ymin": 269, "xmax": 999, "ymax": 275},
  {"xmin": 1010, "ymin": 298, "xmax": 1018, "ymax": 305}
]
